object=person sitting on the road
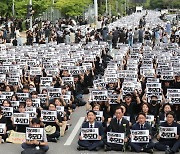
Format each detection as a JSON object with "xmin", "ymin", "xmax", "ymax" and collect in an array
[
  {"xmin": 155, "ymin": 111, "xmax": 180, "ymax": 154},
  {"xmin": 104, "ymin": 107, "xmax": 130, "ymax": 151},
  {"xmin": 77, "ymin": 110, "xmax": 104, "ymax": 151},
  {"xmin": 129, "ymin": 112, "xmax": 154, "ymax": 153},
  {"xmin": 21, "ymin": 118, "xmax": 49, "ymax": 152},
  {"xmin": 43, "ymin": 103, "xmax": 62, "ymax": 142}
]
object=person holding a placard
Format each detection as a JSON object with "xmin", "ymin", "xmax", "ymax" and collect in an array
[
  {"xmin": 12, "ymin": 103, "xmax": 29, "ymax": 133},
  {"xmin": 2, "ymin": 100, "xmax": 15, "ymax": 131},
  {"xmin": 122, "ymin": 93, "xmax": 141, "ymax": 124},
  {"xmin": 22, "ymin": 118, "xmax": 49, "ymax": 153},
  {"xmin": 129, "ymin": 112, "xmax": 154, "ymax": 153},
  {"xmin": 77, "ymin": 110, "xmax": 104, "ymax": 151},
  {"xmin": 104, "ymin": 107, "xmax": 130, "ymax": 151},
  {"xmin": 25, "ymin": 98, "xmax": 41, "ymax": 119},
  {"xmin": 73, "ymin": 75, "xmax": 87, "ymax": 107},
  {"xmin": 43, "ymin": 103, "xmax": 62, "ymax": 142},
  {"xmin": 0, "ymin": 107, "xmax": 8, "ymax": 143},
  {"xmin": 155, "ymin": 111, "xmax": 180, "ymax": 154}
]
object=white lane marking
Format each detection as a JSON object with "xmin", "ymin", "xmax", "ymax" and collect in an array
[{"xmin": 64, "ymin": 117, "xmax": 84, "ymax": 145}]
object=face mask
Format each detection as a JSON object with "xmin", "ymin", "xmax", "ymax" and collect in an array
[{"xmin": 151, "ymin": 100, "xmax": 157, "ymax": 105}]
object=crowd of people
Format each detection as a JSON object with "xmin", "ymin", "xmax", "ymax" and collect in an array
[{"xmin": 0, "ymin": 10, "xmax": 179, "ymax": 154}]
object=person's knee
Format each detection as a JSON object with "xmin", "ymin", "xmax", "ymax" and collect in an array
[
  {"xmin": 42, "ymin": 145, "xmax": 49, "ymax": 152},
  {"xmin": 21, "ymin": 143, "xmax": 27, "ymax": 149}
]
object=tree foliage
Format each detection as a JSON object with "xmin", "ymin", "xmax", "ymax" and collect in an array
[
  {"xmin": 55, "ymin": 0, "xmax": 92, "ymax": 17},
  {"xmin": 0, "ymin": 0, "xmax": 51, "ymax": 18},
  {"xmin": 0, "ymin": 0, "xmax": 179, "ymax": 19},
  {"xmin": 149, "ymin": 0, "xmax": 180, "ymax": 9}
]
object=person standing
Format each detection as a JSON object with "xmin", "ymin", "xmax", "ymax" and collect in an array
[
  {"xmin": 139, "ymin": 27, "xmax": 144, "ymax": 43},
  {"xmin": 15, "ymin": 27, "xmax": 22, "ymax": 46},
  {"xmin": 127, "ymin": 29, "xmax": 133, "ymax": 47},
  {"xmin": 106, "ymin": 31, "xmax": 113, "ymax": 52},
  {"xmin": 133, "ymin": 27, "xmax": 139, "ymax": 44}
]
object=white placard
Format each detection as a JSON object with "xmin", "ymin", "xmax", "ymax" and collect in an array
[
  {"xmin": 95, "ymin": 111, "xmax": 103, "ymax": 122},
  {"xmin": 26, "ymin": 127, "xmax": 44, "ymax": 141},
  {"xmin": 56, "ymin": 106, "xmax": 64, "ymax": 117},
  {"xmin": 11, "ymin": 101, "xmax": 20, "ymax": 110},
  {"xmin": 107, "ymin": 132, "xmax": 124, "ymax": 145},
  {"xmin": 25, "ymin": 107, "xmax": 37, "ymax": 118},
  {"xmin": 92, "ymin": 90, "xmax": 108, "ymax": 102},
  {"xmin": 40, "ymin": 77, "xmax": 52, "ymax": 86},
  {"xmin": 32, "ymin": 98, "xmax": 41, "ymax": 108},
  {"xmin": 159, "ymin": 127, "xmax": 177, "ymax": 139},
  {"xmin": 0, "ymin": 123, "xmax": 6, "ymax": 134},
  {"xmin": 81, "ymin": 128, "xmax": 99, "ymax": 140},
  {"xmin": 41, "ymin": 110, "xmax": 57, "ymax": 122},
  {"xmin": 131, "ymin": 130, "xmax": 149, "ymax": 143},
  {"xmin": 2, "ymin": 107, "xmax": 13, "ymax": 117},
  {"xmin": 13, "ymin": 113, "xmax": 29, "ymax": 125}
]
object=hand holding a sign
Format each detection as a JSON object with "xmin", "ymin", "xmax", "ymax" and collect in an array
[
  {"xmin": 79, "ymin": 136, "xmax": 83, "ymax": 140},
  {"xmin": 175, "ymin": 134, "xmax": 179, "ymax": 139},
  {"xmin": 98, "ymin": 135, "xmax": 102, "ymax": 140},
  {"xmin": 55, "ymin": 119, "xmax": 62, "ymax": 127},
  {"xmin": 124, "ymin": 137, "xmax": 128, "ymax": 143}
]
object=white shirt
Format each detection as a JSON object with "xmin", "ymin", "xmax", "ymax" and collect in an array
[{"xmin": 89, "ymin": 122, "xmax": 95, "ymax": 128}]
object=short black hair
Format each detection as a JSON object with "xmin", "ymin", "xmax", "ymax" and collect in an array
[
  {"xmin": 23, "ymin": 85, "xmax": 30, "ymax": 90},
  {"xmin": 31, "ymin": 118, "xmax": 41, "ymax": 124},
  {"xmin": 115, "ymin": 107, "xmax": 124, "ymax": 113},
  {"xmin": 137, "ymin": 112, "xmax": 146, "ymax": 119},
  {"xmin": 166, "ymin": 111, "xmax": 175, "ymax": 118},
  {"xmin": 87, "ymin": 110, "xmax": 96, "ymax": 116}
]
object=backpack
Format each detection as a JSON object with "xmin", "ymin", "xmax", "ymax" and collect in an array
[{"xmin": 21, "ymin": 148, "xmax": 45, "ymax": 154}]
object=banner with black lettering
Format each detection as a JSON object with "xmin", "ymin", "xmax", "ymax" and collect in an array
[
  {"xmin": 41, "ymin": 110, "xmax": 57, "ymax": 122},
  {"xmin": 25, "ymin": 107, "xmax": 37, "ymax": 118},
  {"xmin": 81, "ymin": 128, "xmax": 99, "ymax": 140},
  {"xmin": 131, "ymin": 130, "xmax": 149, "ymax": 143},
  {"xmin": 48, "ymin": 88, "xmax": 61, "ymax": 98},
  {"xmin": 91, "ymin": 90, "xmax": 108, "ymax": 102},
  {"xmin": 56, "ymin": 106, "xmax": 64, "ymax": 117},
  {"xmin": 159, "ymin": 127, "xmax": 177, "ymax": 139},
  {"xmin": 2, "ymin": 107, "xmax": 13, "ymax": 117},
  {"xmin": 40, "ymin": 77, "xmax": 52, "ymax": 86},
  {"xmin": 38, "ymin": 94, "xmax": 47, "ymax": 104},
  {"xmin": 13, "ymin": 113, "xmax": 29, "ymax": 125},
  {"xmin": 0, "ymin": 123, "xmax": 6, "ymax": 134},
  {"xmin": 26, "ymin": 127, "xmax": 44, "ymax": 141},
  {"xmin": 1, "ymin": 91, "xmax": 14, "ymax": 99},
  {"xmin": 107, "ymin": 132, "xmax": 124, "ymax": 145},
  {"xmin": 62, "ymin": 77, "xmax": 74, "ymax": 86},
  {"xmin": 95, "ymin": 111, "xmax": 103, "ymax": 122},
  {"xmin": 16, "ymin": 93, "xmax": 29, "ymax": 103},
  {"xmin": 11, "ymin": 101, "xmax": 20, "ymax": 111},
  {"xmin": 32, "ymin": 98, "xmax": 41, "ymax": 108}
]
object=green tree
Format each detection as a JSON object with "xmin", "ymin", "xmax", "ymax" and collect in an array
[
  {"xmin": 55, "ymin": 0, "xmax": 92, "ymax": 17},
  {"xmin": 0, "ymin": 1, "xmax": 8, "ymax": 16}
]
